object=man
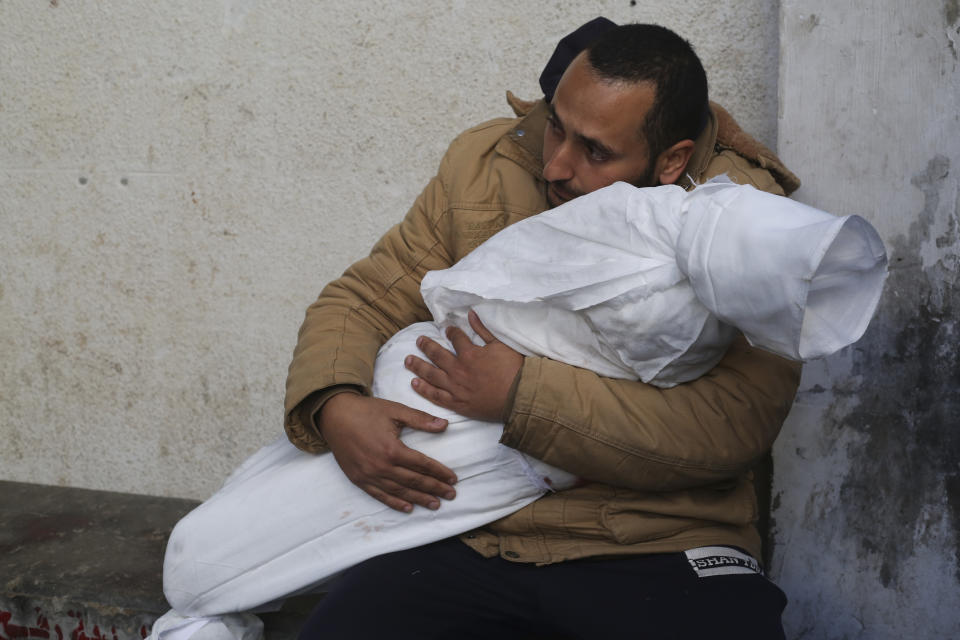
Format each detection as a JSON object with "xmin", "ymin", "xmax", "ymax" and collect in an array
[{"xmin": 286, "ymin": 21, "xmax": 800, "ymax": 639}]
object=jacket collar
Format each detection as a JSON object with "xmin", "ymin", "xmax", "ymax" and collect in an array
[{"xmin": 495, "ymin": 97, "xmax": 550, "ymax": 181}]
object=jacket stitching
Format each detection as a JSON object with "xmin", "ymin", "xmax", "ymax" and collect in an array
[{"xmin": 511, "ymin": 406, "xmax": 749, "ymax": 473}]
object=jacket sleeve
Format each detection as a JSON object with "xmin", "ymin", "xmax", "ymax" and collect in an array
[
  {"xmin": 501, "ymin": 335, "xmax": 800, "ymax": 492},
  {"xmin": 501, "ymin": 157, "xmax": 801, "ymax": 492},
  {"xmin": 283, "ymin": 163, "xmax": 455, "ymax": 453}
]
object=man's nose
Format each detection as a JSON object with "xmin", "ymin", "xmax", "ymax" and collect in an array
[{"xmin": 543, "ymin": 141, "xmax": 574, "ymax": 183}]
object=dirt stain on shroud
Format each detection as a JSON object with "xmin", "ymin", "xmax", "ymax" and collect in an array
[{"xmin": 819, "ymin": 155, "xmax": 960, "ymax": 588}]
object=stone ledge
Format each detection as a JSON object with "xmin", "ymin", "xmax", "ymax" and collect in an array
[
  {"xmin": 0, "ymin": 481, "xmax": 320, "ymax": 640},
  {"xmin": 0, "ymin": 480, "xmax": 200, "ymax": 640}
]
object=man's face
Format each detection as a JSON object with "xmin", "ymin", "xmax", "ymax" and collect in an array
[{"xmin": 542, "ymin": 53, "xmax": 658, "ymax": 208}]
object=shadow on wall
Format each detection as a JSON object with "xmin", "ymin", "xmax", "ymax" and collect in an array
[{"xmin": 802, "ymin": 155, "xmax": 959, "ymax": 588}]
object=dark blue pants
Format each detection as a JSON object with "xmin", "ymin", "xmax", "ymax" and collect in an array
[{"xmin": 298, "ymin": 537, "xmax": 787, "ymax": 639}]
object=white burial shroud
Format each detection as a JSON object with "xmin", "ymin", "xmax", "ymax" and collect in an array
[{"xmin": 158, "ymin": 180, "xmax": 887, "ymax": 627}]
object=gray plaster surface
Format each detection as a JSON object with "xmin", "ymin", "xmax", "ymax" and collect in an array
[
  {"xmin": 773, "ymin": 1, "xmax": 960, "ymax": 637},
  {"xmin": 0, "ymin": 0, "xmax": 780, "ymax": 501}
]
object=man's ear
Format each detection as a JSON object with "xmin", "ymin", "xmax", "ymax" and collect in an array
[{"xmin": 655, "ymin": 139, "xmax": 696, "ymax": 185}]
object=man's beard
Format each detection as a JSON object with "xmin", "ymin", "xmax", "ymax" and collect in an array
[
  {"xmin": 632, "ymin": 163, "xmax": 659, "ymax": 190},
  {"xmin": 546, "ymin": 163, "xmax": 659, "ymax": 209}
]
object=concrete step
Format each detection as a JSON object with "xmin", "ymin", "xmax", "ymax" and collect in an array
[{"xmin": 0, "ymin": 481, "xmax": 318, "ymax": 640}]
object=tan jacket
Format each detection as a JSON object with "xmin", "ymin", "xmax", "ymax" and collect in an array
[{"xmin": 284, "ymin": 96, "xmax": 801, "ymax": 564}]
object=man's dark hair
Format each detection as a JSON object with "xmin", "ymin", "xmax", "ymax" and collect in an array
[{"xmin": 585, "ymin": 24, "xmax": 708, "ymax": 164}]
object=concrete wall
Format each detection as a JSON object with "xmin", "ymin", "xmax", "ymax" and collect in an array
[
  {"xmin": 0, "ymin": 1, "xmax": 779, "ymax": 499},
  {"xmin": 771, "ymin": 1, "xmax": 960, "ymax": 637},
  {"xmin": 5, "ymin": 0, "xmax": 958, "ymax": 637}
]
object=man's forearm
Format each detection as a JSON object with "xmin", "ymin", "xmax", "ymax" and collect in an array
[{"xmin": 501, "ymin": 336, "xmax": 800, "ymax": 492}]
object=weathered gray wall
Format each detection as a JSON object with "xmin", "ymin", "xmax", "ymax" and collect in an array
[
  {"xmin": 5, "ymin": 0, "xmax": 957, "ymax": 636},
  {"xmin": 0, "ymin": 1, "xmax": 779, "ymax": 499},
  {"xmin": 772, "ymin": 1, "xmax": 960, "ymax": 637}
]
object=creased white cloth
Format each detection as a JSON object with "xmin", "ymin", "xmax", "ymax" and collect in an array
[
  {"xmin": 147, "ymin": 610, "xmax": 263, "ymax": 640},
  {"xmin": 423, "ymin": 179, "xmax": 887, "ymax": 387},
  {"xmin": 156, "ymin": 179, "xmax": 887, "ymax": 636},
  {"xmin": 162, "ymin": 323, "xmax": 575, "ymax": 620}
]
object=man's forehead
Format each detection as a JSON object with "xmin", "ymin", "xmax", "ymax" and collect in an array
[{"xmin": 549, "ymin": 73, "xmax": 653, "ymax": 152}]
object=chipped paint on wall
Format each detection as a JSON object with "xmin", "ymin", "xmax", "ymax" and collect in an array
[
  {"xmin": 769, "ymin": 154, "xmax": 960, "ymax": 637},
  {"xmin": 828, "ymin": 155, "xmax": 960, "ymax": 587},
  {"xmin": 946, "ymin": 0, "xmax": 960, "ymax": 26},
  {"xmin": 0, "ymin": 604, "xmax": 147, "ymax": 640},
  {"xmin": 777, "ymin": 2, "xmax": 960, "ymax": 633}
]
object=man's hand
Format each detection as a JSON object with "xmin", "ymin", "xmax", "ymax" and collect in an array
[
  {"xmin": 318, "ymin": 393, "xmax": 458, "ymax": 513},
  {"xmin": 405, "ymin": 310, "xmax": 524, "ymax": 422}
]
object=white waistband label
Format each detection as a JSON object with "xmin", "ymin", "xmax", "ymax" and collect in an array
[{"xmin": 684, "ymin": 546, "xmax": 762, "ymax": 578}]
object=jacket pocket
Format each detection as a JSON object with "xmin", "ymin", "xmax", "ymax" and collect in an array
[
  {"xmin": 600, "ymin": 480, "xmax": 757, "ymax": 545},
  {"xmin": 600, "ymin": 505, "xmax": 702, "ymax": 545}
]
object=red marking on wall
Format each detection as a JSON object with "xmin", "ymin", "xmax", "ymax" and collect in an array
[
  {"xmin": 0, "ymin": 609, "xmax": 119, "ymax": 640},
  {"xmin": 1, "ymin": 609, "xmax": 50, "ymax": 640},
  {"xmin": 66, "ymin": 612, "xmax": 118, "ymax": 640}
]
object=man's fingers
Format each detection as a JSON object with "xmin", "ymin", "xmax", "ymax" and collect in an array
[
  {"xmin": 404, "ymin": 355, "xmax": 461, "ymax": 410},
  {"xmin": 376, "ymin": 477, "xmax": 446, "ymax": 511},
  {"xmin": 362, "ymin": 458, "xmax": 457, "ymax": 512},
  {"xmin": 404, "ymin": 354, "xmax": 446, "ymax": 387},
  {"xmin": 415, "ymin": 335, "xmax": 457, "ymax": 370},
  {"xmin": 321, "ymin": 394, "xmax": 460, "ymax": 513},
  {"xmin": 363, "ymin": 484, "xmax": 414, "ymax": 513},
  {"xmin": 354, "ymin": 442, "xmax": 458, "ymax": 511},
  {"xmin": 468, "ymin": 309, "xmax": 498, "ymax": 344},
  {"xmin": 409, "ymin": 376, "xmax": 457, "ymax": 410},
  {"xmin": 446, "ymin": 324, "xmax": 477, "ymax": 354},
  {"xmin": 393, "ymin": 442, "xmax": 458, "ymax": 486},
  {"xmin": 390, "ymin": 467, "xmax": 457, "ymax": 503},
  {"xmin": 390, "ymin": 398, "xmax": 448, "ymax": 432}
]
